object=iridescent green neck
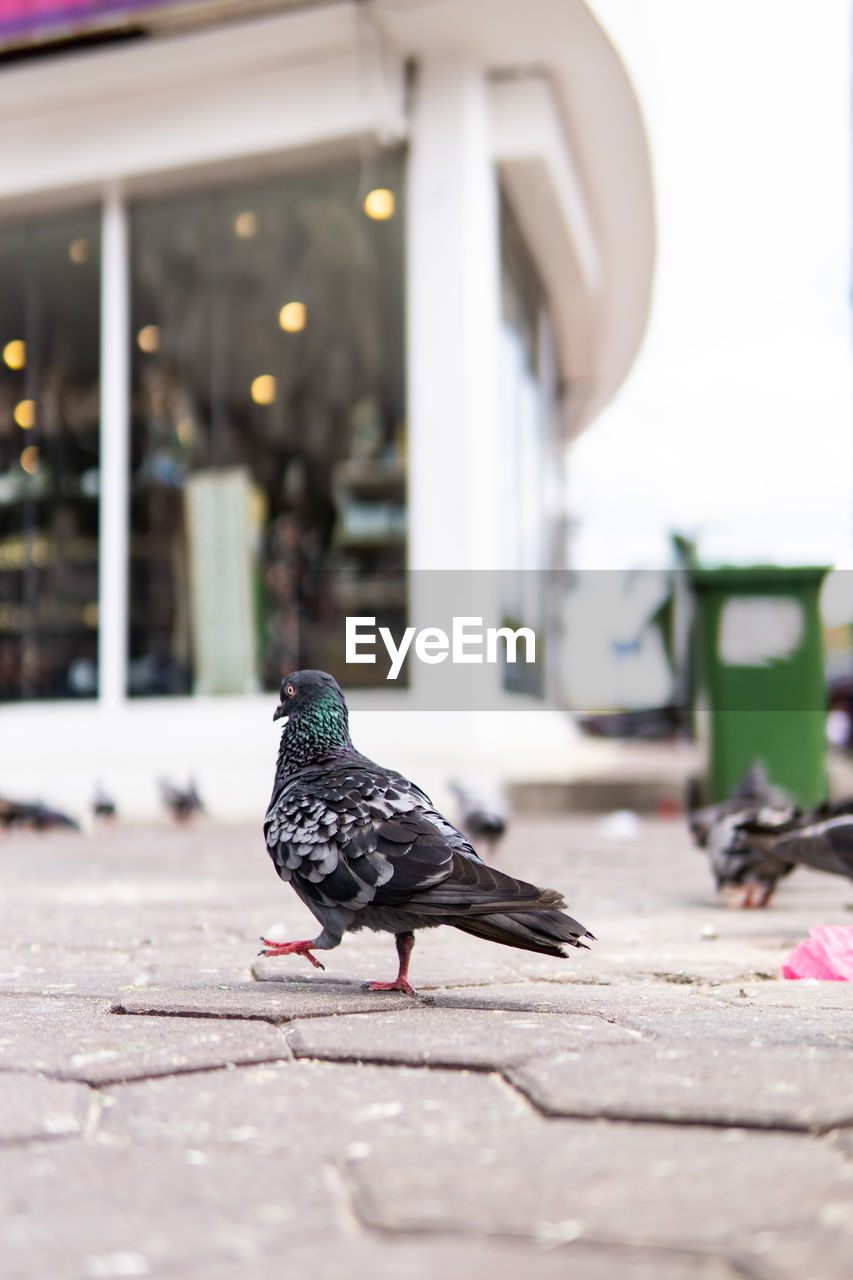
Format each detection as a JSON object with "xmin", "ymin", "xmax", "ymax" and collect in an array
[{"xmin": 278, "ymin": 689, "xmax": 353, "ymax": 774}]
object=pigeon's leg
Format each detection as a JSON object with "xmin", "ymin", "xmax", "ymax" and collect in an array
[
  {"xmin": 754, "ymin": 881, "xmax": 776, "ymax": 908},
  {"xmin": 258, "ymin": 928, "xmax": 340, "ymax": 971},
  {"xmin": 366, "ymin": 931, "xmax": 416, "ymax": 995},
  {"xmin": 740, "ymin": 883, "xmax": 758, "ymax": 909}
]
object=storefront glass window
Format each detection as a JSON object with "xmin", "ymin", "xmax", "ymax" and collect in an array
[
  {"xmin": 0, "ymin": 211, "xmax": 101, "ymax": 701},
  {"xmin": 128, "ymin": 156, "xmax": 406, "ymax": 696}
]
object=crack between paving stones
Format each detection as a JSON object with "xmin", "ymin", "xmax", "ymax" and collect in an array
[
  {"xmin": 0, "ymin": 990, "xmax": 112, "ymax": 1003},
  {"xmin": 338, "ymin": 1170, "xmax": 755, "ymax": 1275},
  {"xmin": 42, "ymin": 1053, "xmax": 292, "ymax": 1088},
  {"xmin": 501, "ymin": 1076, "xmax": 848, "ymax": 1135},
  {"xmin": 0, "ymin": 1127, "xmax": 94, "ymax": 1153},
  {"xmin": 109, "ymin": 1003, "xmax": 278, "ymax": 1021},
  {"xmin": 286, "ymin": 1048, "xmax": 515, "ymax": 1073}
]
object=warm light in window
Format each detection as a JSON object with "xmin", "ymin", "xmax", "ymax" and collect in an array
[
  {"xmin": 14, "ymin": 399, "xmax": 35, "ymax": 429},
  {"xmin": 251, "ymin": 374, "xmax": 277, "ymax": 405},
  {"xmin": 2, "ymin": 339, "xmax": 25, "ymax": 370},
  {"xmin": 68, "ymin": 238, "xmax": 89, "ymax": 264},
  {"xmin": 364, "ymin": 188, "xmax": 395, "ymax": 220},
  {"xmin": 278, "ymin": 301, "xmax": 306, "ymax": 332},
  {"xmin": 234, "ymin": 211, "xmax": 258, "ymax": 239},
  {"xmin": 19, "ymin": 445, "xmax": 39, "ymax": 474},
  {"xmin": 137, "ymin": 325, "xmax": 160, "ymax": 353}
]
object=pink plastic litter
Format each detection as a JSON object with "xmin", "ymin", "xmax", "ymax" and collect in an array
[{"xmin": 782, "ymin": 925, "xmax": 853, "ymax": 981}]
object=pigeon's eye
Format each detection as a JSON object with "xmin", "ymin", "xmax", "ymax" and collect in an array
[{"xmin": 285, "ymin": 683, "xmax": 295, "ymax": 698}]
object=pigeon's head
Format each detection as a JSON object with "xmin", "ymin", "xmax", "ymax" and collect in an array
[
  {"xmin": 273, "ymin": 669, "xmax": 348, "ymax": 723},
  {"xmin": 273, "ymin": 670, "xmax": 353, "ymax": 767}
]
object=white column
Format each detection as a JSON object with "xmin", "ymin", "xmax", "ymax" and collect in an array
[
  {"xmin": 98, "ymin": 184, "xmax": 130, "ymax": 710},
  {"xmin": 405, "ymin": 55, "xmax": 504, "ymax": 708},
  {"xmin": 406, "ymin": 54, "xmax": 502, "ymax": 573}
]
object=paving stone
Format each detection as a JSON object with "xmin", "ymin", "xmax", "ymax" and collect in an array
[
  {"xmin": 285, "ymin": 1005, "xmax": 638, "ymax": 1068},
  {"xmin": 0, "ymin": 933, "xmax": 259, "ymax": 996},
  {"xmin": 0, "ymin": 947, "xmax": 253, "ymax": 1000},
  {"xmin": 0, "ymin": 947, "xmax": 139, "ymax": 998},
  {"xmin": 0, "ymin": 1142, "xmax": 339, "ymax": 1280},
  {"xmin": 345, "ymin": 1118, "xmax": 853, "ymax": 1253},
  {"xmin": 828, "ymin": 1127, "xmax": 853, "ymax": 1160},
  {"xmin": 614, "ymin": 1003, "xmax": 853, "ymax": 1049},
  {"xmin": 0, "ymin": 1075, "xmax": 91, "ymax": 1144},
  {"xmin": 0, "ymin": 995, "xmax": 288, "ymax": 1082},
  {"xmin": 710, "ymin": 980, "xmax": 853, "ymax": 1009},
  {"xmin": 196, "ymin": 1237, "xmax": 740, "ymax": 1280},
  {"xmin": 426, "ymin": 978, "xmax": 728, "ymax": 1016},
  {"xmin": 98, "ymin": 1059, "xmax": 528, "ymax": 1154},
  {"xmin": 742, "ymin": 1227, "xmax": 853, "ymax": 1280},
  {"xmin": 114, "ymin": 979, "xmax": 433, "ymax": 1021},
  {"xmin": 509, "ymin": 1041, "xmax": 853, "ymax": 1130},
  {"xmin": 3, "ymin": 903, "xmax": 258, "ymax": 952}
]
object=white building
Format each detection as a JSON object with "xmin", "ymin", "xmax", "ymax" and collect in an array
[{"xmin": 0, "ymin": 0, "xmax": 654, "ymax": 817}]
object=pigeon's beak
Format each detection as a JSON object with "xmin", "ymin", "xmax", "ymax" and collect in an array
[{"xmin": 273, "ymin": 703, "xmax": 287, "ymax": 722}]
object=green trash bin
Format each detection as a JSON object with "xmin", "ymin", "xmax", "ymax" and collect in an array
[{"xmin": 690, "ymin": 566, "xmax": 830, "ymax": 806}]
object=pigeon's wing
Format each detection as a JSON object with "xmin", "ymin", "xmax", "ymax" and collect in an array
[
  {"xmin": 264, "ymin": 762, "xmax": 455, "ymax": 908},
  {"xmin": 772, "ymin": 816, "xmax": 853, "ymax": 879},
  {"xmin": 365, "ymin": 811, "xmax": 560, "ymax": 917},
  {"xmin": 264, "ymin": 760, "xmax": 560, "ymax": 920}
]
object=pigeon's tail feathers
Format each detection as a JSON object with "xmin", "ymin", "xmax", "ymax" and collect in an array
[{"xmin": 451, "ymin": 906, "xmax": 594, "ymax": 958}]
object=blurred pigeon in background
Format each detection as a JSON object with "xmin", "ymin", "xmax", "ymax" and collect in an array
[
  {"xmin": 702, "ymin": 806, "xmax": 799, "ymax": 907},
  {"xmin": 687, "ymin": 763, "xmax": 797, "ymax": 907},
  {"xmin": 159, "ymin": 777, "xmax": 204, "ymax": 823},
  {"xmin": 261, "ymin": 670, "xmax": 593, "ymax": 993},
  {"xmin": 450, "ymin": 781, "xmax": 507, "ymax": 859},
  {"xmin": 689, "ymin": 762, "xmax": 853, "ymax": 906},
  {"xmin": 0, "ymin": 796, "xmax": 80, "ymax": 832},
  {"xmin": 92, "ymin": 782, "xmax": 117, "ymax": 822}
]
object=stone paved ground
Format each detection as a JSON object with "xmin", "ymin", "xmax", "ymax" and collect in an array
[{"xmin": 2, "ymin": 813, "xmax": 853, "ymax": 1279}]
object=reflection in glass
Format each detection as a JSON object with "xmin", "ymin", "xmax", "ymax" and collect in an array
[
  {"xmin": 128, "ymin": 156, "xmax": 406, "ymax": 695},
  {"xmin": 0, "ymin": 211, "xmax": 101, "ymax": 700}
]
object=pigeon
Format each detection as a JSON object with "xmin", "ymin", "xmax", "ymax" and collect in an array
[
  {"xmin": 687, "ymin": 763, "xmax": 798, "ymax": 907},
  {"xmin": 0, "ymin": 796, "xmax": 80, "ymax": 832},
  {"xmin": 702, "ymin": 806, "xmax": 800, "ymax": 907},
  {"xmin": 689, "ymin": 764, "xmax": 853, "ymax": 906},
  {"xmin": 92, "ymin": 783, "xmax": 117, "ymax": 822},
  {"xmin": 158, "ymin": 777, "xmax": 204, "ymax": 823},
  {"xmin": 450, "ymin": 781, "xmax": 507, "ymax": 859},
  {"xmin": 260, "ymin": 670, "xmax": 593, "ymax": 993}
]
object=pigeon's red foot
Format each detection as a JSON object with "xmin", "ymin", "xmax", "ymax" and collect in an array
[
  {"xmin": 258, "ymin": 938, "xmax": 325, "ymax": 970},
  {"xmin": 365, "ymin": 977, "xmax": 416, "ymax": 996},
  {"xmin": 365, "ymin": 930, "xmax": 417, "ymax": 994}
]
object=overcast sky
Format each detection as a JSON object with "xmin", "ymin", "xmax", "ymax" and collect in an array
[{"xmin": 570, "ymin": 0, "xmax": 853, "ymax": 572}]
